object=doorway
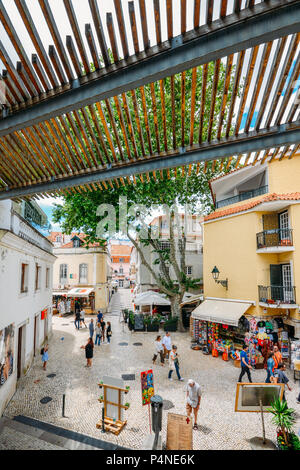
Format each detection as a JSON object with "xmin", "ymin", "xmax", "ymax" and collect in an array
[
  {"xmin": 33, "ymin": 315, "xmax": 37, "ymax": 357},
  {"xmin": 17, "ymin": 326, "xmax": 24, "ymax": 379}
]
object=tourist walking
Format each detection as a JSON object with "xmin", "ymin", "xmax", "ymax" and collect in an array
[
  {"xmin": 95, "ymin": 322, "xmax": 102, "ymax": 346},
  {"xmin": 100, "ymin": 318, "xmax": 106, "ymax": 342},
  {"xmin": 81, "ymin": 338, "xmax": 94, "ymax": 367},
  {"xmin": 97, "ymin": 310, "xmax": 103, "ymax": 323},
  {"xmin": 162, "ymin": 331, "xmax": 172, "ymax": 359},
  {"xmin": 238, "ymin": 344, "xmax": 253, "ymax": 383},
  {"xmin": 274, "ymin": 363, "xmax": 292, "ymax": 402},
  {"xmin": 80, "ymin": 308, "xmax": 87, "ymax": 328},
  {"xmin": 106, "ymin": 322, "xmax": 112, "ymax": 343},
  {"xmin": 41, "ymin": 344, "xmax": 49, "ymax": 371},
  {"xmin": 265, "ymin": 351, "xmax": 275, "ymax": 383},
  {"xmin": 153, "ymin": 335, "xmax": 164, "ymax": 366},
  {"xmin": 168, "ymin": 345, "xmax": 184, "ymax": 381},
  {"xmin": 186, "ymin": 379, "xmax": 202, "ymax": 431},
  {"xmin": 89, "ymin": 319, "xmax": 94, "ymax": 339},
  {"xmin": 75, "ymin": 310, "xmax": 81, "ymax": 330},
  {"xmin": 273, "ymin": 345, "xmax": 283, "ymax": 369}
]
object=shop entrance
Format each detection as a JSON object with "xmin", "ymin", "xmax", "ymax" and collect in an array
[
  {"xmin": 17, "ymin": 325, "xmax": 25, "ymax": 379},
  {"xmin": 33, "ymin": 315, "xmax": 37, "ymax": 357}
]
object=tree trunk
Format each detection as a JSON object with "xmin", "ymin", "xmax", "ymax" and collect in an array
[{"xmin": 170, "ymin": 295, "xmax": 185, "ymax": 332}]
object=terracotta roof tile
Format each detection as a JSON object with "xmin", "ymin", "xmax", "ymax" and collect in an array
[{"xmin": 204, "ymin": 193, "xmax": 300, "ymax": 222}]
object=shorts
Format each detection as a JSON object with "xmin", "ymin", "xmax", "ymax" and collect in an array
[{"xmin": 186, "ymin": 403, "xmax": 199, "ymax": 414}]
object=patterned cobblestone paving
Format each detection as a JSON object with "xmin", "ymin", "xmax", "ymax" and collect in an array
[
  {"xmin": 0, "ymin": 426, "xmax": 65, "ymax": 450},
  {"xmin": 3, "ymin": 289, "xmax": 300, "ymax": 450}
]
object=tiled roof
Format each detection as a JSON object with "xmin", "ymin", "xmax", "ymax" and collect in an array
[
  {"xmin": 110, "ymin": 244, "xmax": 132, "ymax": 255},
  {"xmin": 204, "ymin": 193, "xmax": 300, "ymax": 222}
]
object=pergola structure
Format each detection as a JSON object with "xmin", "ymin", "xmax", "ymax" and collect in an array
[{"xmin": 0, "ymin": 0, "xmax": 299, "ymax": 201}]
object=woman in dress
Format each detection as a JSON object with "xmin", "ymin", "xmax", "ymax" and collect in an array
[
  {"xmin": 152, "ymin": 335, "xmax": 164, "ymax": 366},
  {"xmin": 42, "ymin": 344, "xmax": 49, "ymax": 371},
  {"xmin": 81, "ymin": 338, "xmax": 94, "ymax": 367},
  {"xmin": 106, "ymin": 322, "xmax": 112, "ymax": 344}
]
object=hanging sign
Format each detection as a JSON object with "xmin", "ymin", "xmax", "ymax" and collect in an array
[{"xmin": 141, "ymin": 369, "xmax": 154, "ymax": 406}]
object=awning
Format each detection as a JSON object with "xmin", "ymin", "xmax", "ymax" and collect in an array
[
  {"xmin": 180, "ymin": 294, "xmax": 204, "ymax": 307},
  {"xmin": 67, "ymin": 287, "xmax": 94, "ymax": 297},
  {"xmin": 191, "ymin": 299, "xmax": 252, "ymax": 326},
  {"xmin": 52, "ymin": 290, "xmax": 69, "ymax": 296}
]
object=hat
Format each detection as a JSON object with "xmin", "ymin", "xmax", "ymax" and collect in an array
[{"xmin": 188, "ymin": 379, "xmax": 195, "ymax": 386}]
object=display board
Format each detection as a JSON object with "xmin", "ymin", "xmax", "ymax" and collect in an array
[
  {"xmin": 103, "ymin": 375, "xmax": 124, "ymax": 421},
  {"xmin": 141, "ymin": 369, "xmax": 154, "ymax": 405},
  {"xmin": 166, "ymin": 413, "xmax": 193, "ymax": 450},
  {"xmin": 235, "ymin": 383, "xmax": 284, "ymax": 412},
  {"xmin": 0, "ymin": 323, "xmax": 14, "ymax": 387},
  {"xmin": 134, "ymin": 314, "xmax": 144, "ymax": 330}
]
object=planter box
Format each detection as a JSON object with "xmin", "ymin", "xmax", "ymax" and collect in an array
[
  {"xmin": 146, "ymin": 324, "xmax": 159, "ymax": 332},
  {"xmin": 163, "ymin": 324, "xmax": 177, "ymax": 332}
]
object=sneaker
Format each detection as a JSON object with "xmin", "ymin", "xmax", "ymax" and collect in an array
[
  {"xmin": 179, "ymin": 378, "xmax": 184, "ymax": 381},
  {"xmin": 169, "ymin": 378, "xmax": 173, "ymax": 381}
]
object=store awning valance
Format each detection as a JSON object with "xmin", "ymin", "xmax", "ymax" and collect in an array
[
  {"xmin": 67, "ymin": 287, "xmax": 94, "ymax": 297},
  {"xmin": 52, "ymin": 290, "xmax": 69, "ymax": 296},
  {"xmin": 191, "ymin": 299, "xmax": 252, "ymax": 327}
]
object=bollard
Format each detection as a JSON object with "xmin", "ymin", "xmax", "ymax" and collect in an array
[
  {"xmin": 150, "ymin": 395, "xmax": 163, "ymax": 450},
  {"xmin": 62, "ymin": 394, "xmax": 66, "ymax": 417},
  {"xmin": 101, "ymin": 406, "xmax": 106, "ymax": 433}
]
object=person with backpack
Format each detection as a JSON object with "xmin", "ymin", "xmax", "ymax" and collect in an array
[{"xmin": 41, "ymin": 344, "xmax": 49, "ymax": 371}]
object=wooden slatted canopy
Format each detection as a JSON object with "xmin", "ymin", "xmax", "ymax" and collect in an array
[{"xmin": 0, "ymin": 0, "xmax": 300, "ymax": 201}]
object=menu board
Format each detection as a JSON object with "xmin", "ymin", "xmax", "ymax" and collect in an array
[
  {"xmin": 134, "ymin": 314, "xmax": 144, "ymax": 330},
  {"xmin": 166, "ymin": 413, "xmax": 193, "ymax": 450}
]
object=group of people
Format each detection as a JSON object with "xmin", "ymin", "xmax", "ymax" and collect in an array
[
  {"xmin": 80, "ymin": 311, "xmax": 112, "ymax": 368},
  {"xmin": 238, "ymin": 343, "xmax": 295, "ymax": 403},
  {"xmin": 152, "ymin": 332, "xmax": 184, "ymax": 382}
]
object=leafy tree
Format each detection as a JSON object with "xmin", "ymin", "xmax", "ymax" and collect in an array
[{"xmin": 53, "ymin": 60, "xmax": 239, "ymax": 330}]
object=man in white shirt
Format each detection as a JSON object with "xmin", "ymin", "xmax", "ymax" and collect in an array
[
  {"xmin": 162, "ymin": 332, "xmax": 172, "ymax": 359},
  {"xmin": 186, "ymin": 379, "xmax": 202, "ymax": 430}
]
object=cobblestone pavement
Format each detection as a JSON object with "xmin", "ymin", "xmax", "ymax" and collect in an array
[{"xmin": 4, "ymin": 289, "xmax": 300, "ymax": 450}]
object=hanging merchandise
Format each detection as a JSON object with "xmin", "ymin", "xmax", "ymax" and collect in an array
[{"xmin": 280, "ymin": 331, "xmax": 289, "ymax": 359}]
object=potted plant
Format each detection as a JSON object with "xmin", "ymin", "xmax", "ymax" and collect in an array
[
  {"xmin": 268, "ymin": 398, "xmax": 300, "ymax": 450},
  {"xmin": 128, "ymin": 311, "xmax": 135, "ymax": 331},
  {"xmin": 98, "ymin": 395, "xmax": 104, "ymax": 403},
  {"xmin": 163, "ymin": 316, "xmax": 178, "ymax": 332},
  {"xmin": 143, "ymin": 314, "xmax": 151, "ymax": 331},
  {"xmin": 147, "ymin": 315, "xmax": 160, "ymax": 332},
  {"xmin": 98, "ymin": 381, "xmax": 103, "ymax": 388},
  {"xmin": 125, "ymin": 386, "xmax": 130, "ymax": 394}
]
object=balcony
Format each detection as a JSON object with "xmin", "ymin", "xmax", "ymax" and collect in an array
[
  {"xmin": 256, "ymin": 228, "xmax": 294, "ymax": 253},
  {"xmin": 258, "ymin": 285, "xmax": 297, "ymax": 308},
  {"xmin": 215, "ymin": 185, "xmax": 268, "ymax": 209}
]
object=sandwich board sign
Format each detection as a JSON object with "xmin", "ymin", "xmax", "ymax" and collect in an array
[{"xmin": 166, "ymin": 413, "xmax": 193, "ymax": 450}]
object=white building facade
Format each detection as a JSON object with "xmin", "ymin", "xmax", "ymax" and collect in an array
[{"xmin": 0, "ymin": 200, "xmax": 55, "ymax": 416}]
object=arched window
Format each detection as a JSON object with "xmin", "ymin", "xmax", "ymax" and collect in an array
[
  {"xmin": 79, "ymin": 263, "xmax": 88, "ymax": 284},
  {"xmin": 59, "ymin": 264, "xmax": 68, "ymax": 285}
]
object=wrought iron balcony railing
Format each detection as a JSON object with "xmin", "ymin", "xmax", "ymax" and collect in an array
[
  {"xmin": 256, "ymin": 228, "xmax": 293, "ymax": 249},
  {"xmin": 258, "ymin": 285, "xmax": 296, "ymax": 305},
  {"xmin": 215, "ymin": 185, "xmax": 268, "ymax": 209}
]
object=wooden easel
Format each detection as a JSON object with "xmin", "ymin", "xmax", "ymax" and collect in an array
[{"xmin": 96, "ymin": 382, "xmax": 129, "ymax": 436}]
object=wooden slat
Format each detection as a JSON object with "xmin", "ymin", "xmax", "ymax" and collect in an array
[
  {"xmin": 128, "ymin": 2, "xmax": 139, "ymax": 55},
  {"xmin": 33, "ymin": 123, "xmax": 62, "ymax": 174},
  {"xmin": 1, "ymin": 71, "xmax": 22, "ymax": 104},
  {"xmin": 85, "ymin": 24, "xmax": 101, "ymax": 71},
  {"xmin": 220, "ymin": 0, "xmax": 228, "ymax": 18},
  {"xmin": 73, "ymin": 110, "xmax": 100, "ymax": 167},
  {"xmin": 153, "ymin": 0, "xmax": 162, "ymax": 45},
  {"xmin": 87, "ymin": 104, "xmax": 112, "ymax": 164},
  {"xmin": 166, "ymin": 0, "xmax": 173, "ymax": 40},
  {"xmin": 225, "ymin": 50, "xmax": 245, "ymax": 137},
  {"xmin": 234, "ymin": 0, "xmax": 242, "ymax": 14},
  {"xmin": 181, "ymin": 71, "xmax": 186, "ymax": 147},
  {"xmin": 244, "ymin": 42, "xmax": 273, "ymax": 133},
  {"xmin": 217, "ymin": 54, "xmax": 233, "ymax": 140},
  {"xmin": 139, "ymin": 0, "xmax": 150, "ymax": 50},
  {"xmin": 81, "ymin": 107, "xmax": 107, "ymax": 166},
  {"xmin": 189, "ymin": 67, "xmax": 197, "ymax": 146},
  {"xmin": 277, "ymin": 50, "xmax": 300, "ymax": 125},
  {"xmin": 107, "ymin": 13, "xmax": 120, "ymax": 62},
  {"xmin": 181, "ymin": 0, "xmax": 186, "ymax": 35},
  {"xmin": 38, "ymin": 0, "xmax": 74, "ymax": 82},
  {"xmin": 5, "ymin": 134, "xmax": 41, "ymax": 180},
  {"xmin": 50, "ymin": 118, "xmax": 81, "ymax": 172},
  {"xmin": 88, "ymin": 0, "xmax": 110, "ymax": 67},
  {"xmin": 18, "ymin": 129, "xmax": 51, "ymax": 178},
  {"xmin": 16, "ymin": 61, "xmax": 37, "ymax": 97},
  {"xmin": 113, "ymin": 0, "xmax": 129, "ymax": 59},
  {"xmin": 235, "ymin": 45, "xmax": 260, "ymax": 135},
  {"xmin": 208, "ymin": 59, "xmax": 220, "ymax": 142},
  {"xmin": 65, "ymin": 112, "xmax": 93, "ymax": 168},
  {"xmin": 31, "ymin": 54, "xmax": 51, "ymax": 92},
  {"xmin": 150, "ymin": 82, "xmax": 160, "ymax": 153},
  {"xmin": 94, "ymin": 101, "xmax": 119, "ymax": 163},
  {"xmin": 58, "ymin": 115, "xmax": 88, "ymax": 169},
  {"xmin": 38, "ymin": 122, "xmax": 68, "ymax": 174},
  {"xmin": 26, "ymin": 126, "xmax": 58, "ymax": 177},
  {"xmin": 0, "ymin": 138, "xmax": 30, "ymax": 182},
  {"xmin": 66, "ymin": 35, "xmax": 83, "ymax": 77},
  {"xmin": 15, "ymin": 0, "xmax": 59, "ymax": 88},
  {"xmin": 63, "ymin": 0, "xmax": 90, "ymax": 75},
  {"xmin": 199, "ymin": 63, "xmax": 208, "ymax": 144},
  {"xmin": 104, "ymin": 99, "xmax": 126, "ymax": 161},
  {"xmin": 0, "ymin": 41, "xmax": 30, "ymax": 100},
  {"xmin": 194, "ymin": 0, "xmax": 201, "ymax": 29},
  {"xmin": 159, "ymin": 79, "xmax": 168, "ymax": 152},
  {"xmin": 139, "ymin": 86, "xmax": 153, "ymax": 155},
  {"xmin": 121, "ymin": 93, "xmax": 139, "ymax": 159},
  {"xmin": 49, "ymin": 46, "xmax": 68, "ymax": 85},
  {"xmin": 43, "ymin": 120, "xmax": 74, "ymax": 173},
  {"xmin": 170, "ymin": 76, "xmax": 177, "ymax": 149},
  {"xmin": 206, "ymin": 0, "xmax": 214, "ymax": 25}
]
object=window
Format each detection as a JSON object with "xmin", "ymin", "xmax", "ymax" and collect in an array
[
  {"xmin": 59, "ymin": 264, "xmax": 68, "ymax": 285},
  {"xmin": 159, "ymin": 241, "xmax": 171, "ymax": 251},
  {"xmin": 119, "ymin": 267, "xmax": 124, "ymax": 274},
  {"xmin": 56, "ymin": 235, "xmax": 62, "ymax": 243},
  {"xmin": 79, "ymin": 263, "xmax": 88, "ymax": 284},
  {"xmin": 119, "ymin": 258, "xmax": 124, "ymax": 263},
  {"xmin": 20, "ymin": 263, "xmax": 29, "ymax": 293},
  {"xmin": 185, "ymin": 266, "xmax": 193, "ymax": 275},
  {"xmin": 73, "ymin": 239, "xmax": 81, "ymax": 248},
  {"xmin": 46, "ymin": 267, "xmax": 50, "ymax": 289},
  {"xmin": 35, "ymin": 264, "xmax": 41, "ymax": 291}
]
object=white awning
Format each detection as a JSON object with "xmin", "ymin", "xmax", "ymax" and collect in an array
[
  {"xmin": 180, "ymin": 294, "xmax": 204, "ymax": 307},
  {"xmin": 191, "ymin": 299, "xmax": 252, "ymax": 326},
  {"xmin": 67, "ymin": 287, "xmax": 94, "ymax": 297},
  {"xmin": 52, "ymin": 290, "xmax": 69, "ymax": 296}
]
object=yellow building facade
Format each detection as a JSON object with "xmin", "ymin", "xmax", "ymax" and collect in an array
[{"xmin": 203, "ymin": 157, "xmax": 300, "ymax": 338}]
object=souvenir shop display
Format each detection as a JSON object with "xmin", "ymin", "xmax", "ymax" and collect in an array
[
  {"xmin": 280, "ymin": 331, "xmax": 289, "ymax": 359},
  {"xmin": 291, "ymin": 340, "xmax": 300, "ymax": 369}
]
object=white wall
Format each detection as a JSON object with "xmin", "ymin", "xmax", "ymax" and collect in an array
[{"xmin": 0, "ymin": 207, "xmax": 55, "ymax": 416}]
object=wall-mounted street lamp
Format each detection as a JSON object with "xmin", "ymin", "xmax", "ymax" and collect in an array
[{"xmin": 211, "ymin": 266, "xmax": 228, "ymax": 290}]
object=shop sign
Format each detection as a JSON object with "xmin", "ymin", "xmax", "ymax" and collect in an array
[
  {"xmin": 41, "ymin": 309, "xmax": 48, "ymax": 320},
  {"xmin": 141, "ymin": 369, "xmax": 154, "ymax": 405}
]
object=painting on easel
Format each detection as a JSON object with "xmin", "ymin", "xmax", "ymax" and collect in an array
[{"xmin": 97, "ymin": 375, "xmax": 130, "ymax": 435}]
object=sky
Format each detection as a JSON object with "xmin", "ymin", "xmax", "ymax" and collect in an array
[{"xmin": 0, "ymin": 0, "xmax": 299, "ymax": 229}]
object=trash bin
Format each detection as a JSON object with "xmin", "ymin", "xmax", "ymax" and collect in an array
[{"xmin": 150, "ymin": 395, "xmax": 163, "ymax": 433}]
